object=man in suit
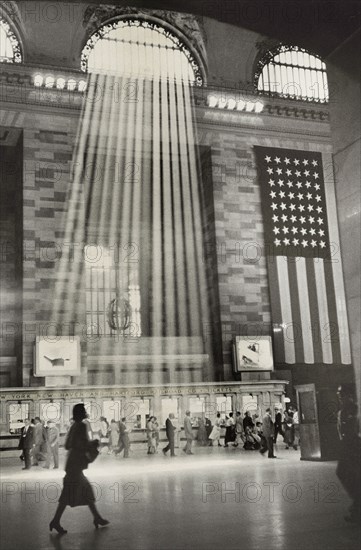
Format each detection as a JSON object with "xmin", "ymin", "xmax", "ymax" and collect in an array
[
  {"xmin": 18, "ymin": 418, "xmax": 34, "ymax": 470},
  {"xmin": 260, "ymin": 408, "xmax": 276, "ymax": 458},
  {"xmin": 115, "ymin": 417, "xmax": 130, "ymax": 458},
  {"xmin": 183, "ymin": 410, "xmax": 194, "ymax": 455},
  {"xmin": 274, "ymin": 408, "xmax": 284, "ymax": 443},
  {"xmin": 163, "ymin": 413, "xmax": 176, "ymax": 456},
  {"xmin": 44, "ymin": 421, "xmax": 60, "ymax": 469},
  {"xmin": 32, "ymin": 417, "xmax": 46, "ymax": 465}
]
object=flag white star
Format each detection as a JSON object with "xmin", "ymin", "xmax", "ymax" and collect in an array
[
  {"xmin": 280, "ymin": 202, "xmax": 287, "ymax": 210},
  {"xmin": 312, "ymin": 159, "xmax": 318, "ymax": 166},
  {"xmin": 278, "ymin": 179, "xmax": 284, "ymax": 187},
  {"xmin": 281, "ymin": 214, "xmax": 288, "ymax": 222},
  {"xmin": 290, "ymin": 215, "xmax": 297, "ymax": 223},
  {"xmin": 267, "ymin": 167, "xmax": 273, "ymax": 174},
  {"xmin": 316, "ymin": 206, "xmax": 323, "ymax": 213},
  {"xmin": 289, "ymin": 204, "xmax": 296, "ymax": 211},
  {"xmin": 309, "ymin": 216, "xmax": 315, "ymax": 224},
  {"xmin": 314, "ymin": 183, "xmax": 320, "ymax": 190},
  {"xmin": 319, "ymin": 229, "xmax": 325, "ymax": 236},
  {"xmin": 269, "ymin": 179, "xmax": 275, "ymax": 187},
  {"xmin": 297, "ymin": 193, "xmax": 304, "ymax": 200},
  {"xmin": 310, "ymin": 228, "xmax": 316, "ymax": 235},
  {"xmin": 283, "ymin": 238, "xmax": 290, "ymax": 245},
  {"xmin": 270, "ymin": 191, "xmax": 277, "ymax": 198},
  {"xmin": 265, "ymin": 156, "xmax": 272, "ymax": 162},
  {"xmin": 286, "ymin": 169, "xmax": 292, "ymax": 176},
  {"xmin": 284, "ymin": 157, "xmax": 290, "ymax": 164},
  {"xmin": 307, "ymin": 205, "xmax": 314, "ymax": 212},
  {"xmin": 304, "ymin": 169, "xmax": 310, "ymax": 177},
  {"xmin": 300, "ymin": 227, "xmax": 307, "ymax": 235},
  {"xmin": 302, "ymin": 159, "xmax": 309, "ymax": 166},
  {"xmin": 282, "ymin": 227, "xmax": 289, "ymax": 234},
  {"xmin": 276, "ymin": 167, "xmax": 283, "ymax": 175},
  {"xmin": 286, "ymin": 180, "xmax": 293, "ymax": 188},
  {"xmin": 306, "ymin": 192, "xmax": 312, "ymax": 200},
  {"xmin": 293, "ymin": 159, "xmax": 300, "ymax": 165},
  {"xmin": 295, "ymin": 170, "xmax": 301, "ymax": 177},
  {"xmin": 291, "ymin": 227, "xmax": 298, "ymax": 234},
  {"xmin": 274, "ymin": 238, "xmax": 281, "ymax": 246},
  {"xmin": 296, "ymin": 181, "xmax": 302, "ymax": 188},
  {"xmin": 313, "ymin": 172, "xmax": 319, "ymax": 179},
  {"xmin": 301, "ymin": 239, "xmax": 308, "ymax": 247},
  {"xmin": 279, "ymin": 191, "xmax": 285, "ymax": 198},
  {"xmin": 271, "ymin": 203, "xmax": 278, "ymax": 210},
  {"xmin": 300, "ymin": 216, "xmax": 306, "ymax": 224},
  {"xmin": 273, "ymin": 227, "xmax": 280, "ymax": 234},
  {"xmin": 315, "ymin": 195, "xmax": 321, "ymax": 202},
  {"xmin": 298, "ymin": 204, "xmax": 305, "ymax": 212},
  {"xmin": 288, "ymin": 192, "xmax": 295, "ymax": 199},
  {"xmin": 320, "ymin": 241, "xmax": 326, "ymax": 248},
  {"xmin": 274, "ymin": 156, "xmax": 281, "ymax": 164},
  {"xmin": 292, "ymin": 238, "xmax": 299, "ymax": 246},
  {"xmin": 305, "ymin": 181, "xmax": 311, "ymax": 188},
  {"xmin": 311, "ymin": 240, "xmax": 317, "ymax": 247},
  {"xmin": 317, "ymin": 217, "xmax": 324, "ymax": 225},
  {"xmin": 272, "ymin": 214, "xmax": 279, "ymax": 222}
]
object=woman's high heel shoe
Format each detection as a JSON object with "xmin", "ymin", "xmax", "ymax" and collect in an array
[
  {"xmin": 49, "ymin": 520, "xmax": 67, "ymax": 535},
  {"xmin": 94, "ymin": 518, "xmax": 110, "ymax": 529}
]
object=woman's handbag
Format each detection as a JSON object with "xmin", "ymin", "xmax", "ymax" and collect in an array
[{"xmin": 85, "ymin": 440, "xmax": 100, "ymax": 463}]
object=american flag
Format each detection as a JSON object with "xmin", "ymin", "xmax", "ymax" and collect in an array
[{"xmin": 254, "ymin": 146, "xmax": 351, "ymax": 366}]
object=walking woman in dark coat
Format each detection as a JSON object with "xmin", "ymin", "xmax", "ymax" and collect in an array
[{"xmin": 49, "ymin": 403, "xmax": 109, "ymax": 534}]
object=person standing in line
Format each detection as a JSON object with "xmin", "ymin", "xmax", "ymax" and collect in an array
[
  {"xmin": 197, "ymin": 416, "xmax": 208, "ymax": 446},
  {"xmin": 243, "ymin": 411, "xmax": 254, "ymax": 433},
  {"xmin": 109, "ymin": 419, "xmax": 119, "ymax": 454},
  {"xmin": 153, "ymin": 417, "xmax": 160, "ymax": 452},
  {"xmin": 44, "ymin": 421, "xmax": 60, "ymax": 469},
  {"xmin": 116, "ymin": 417, "xmax": 130, "ymax": 458},
  {"xmin": 33, "ymin": 417, "xmax": 46, "ymax": 465},
  {"xmin": 284, "ymin": 409, "xmax": 295, "ymax": 449},
  {"xmin": 163, "ymin": 413, "xmax": 176, "ymax": 456},
  {"xmin": 208, "ymin": 413, "xmax": 222, "ymax": 447},
  {"xmin": 274, "ymin": 408, "xmax": 284, "ymax": 443},
  {"xmin": 146, "ymin": 416, "xmax": 156, "ymax": 454},
  {"xmin": 224, "ymin": 412, "xmax": 235, "ymax": 447},
  {"xmin": 183, "ymin": 410, "xmax": 194, "ymax": 455},
  {"xmin": 18, "ymin": 418, "xmax": 34, "ymax": 470},
  {"xmin": 260, "ymin": 408, "xmax": 276, "ymax": 458}
]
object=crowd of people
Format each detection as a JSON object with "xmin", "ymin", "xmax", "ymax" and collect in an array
[{"xmin": 17, "ymin": 406, "xmax": 301, "ymax": 469}]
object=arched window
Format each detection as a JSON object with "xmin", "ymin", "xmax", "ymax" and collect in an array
[
  {"xmin": 81, "ymin": 18, "xmax": 203, "ymax": 85},
  {"xmin": 0, "ymin": 18, "xmax": 22, "ymax": 63},
  {"xmin": 255, "ymin": 46, "xmax": 328, "ymax": 103}
]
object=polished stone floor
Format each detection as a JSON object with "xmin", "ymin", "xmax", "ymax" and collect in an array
[{"xmin": 0, "ymin": 444, "xmax": 359, "ymax": 550}]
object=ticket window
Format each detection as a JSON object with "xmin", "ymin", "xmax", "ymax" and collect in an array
[
  {"xmin": 188, "ymin": 397, "xmax": 206, "ymax": 427},
  {"xmin": 124, "ymin": 398, "xmax": 150, "ymax": 429},
  {"xmin": 216, "ymin": 396, "xmax": 233, "ymax": 421},
  {"xmin": 161, "ymin": 397, "xmax": 180, "ymax": 428},
  {"xmin": 103, "ymin": 400, "xmax": 123, "ymax": 423},
  {"xmin": 8, "ymin": 402, "xmax": 29, "ymax": 433},
  {"xmin": 241, "ymin": 395, "xmax": 258, "ymax": 417}
]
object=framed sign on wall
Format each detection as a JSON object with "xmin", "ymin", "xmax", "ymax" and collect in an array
[
  {"xmin": 34, "ymin": 336, "xmax": 81, "ymax": 377},
  {"xmin": 233, "ymin": 336, "xmax": 274, "ymax": 372}
]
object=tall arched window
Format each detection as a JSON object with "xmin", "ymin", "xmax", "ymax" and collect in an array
[
  {"xmin": 81, "ymin": 18, "xmax": 203, "ymax": 85},
  {"xmin": 0, "ymin": 18, "xmax": 22, "ymax": 63},
  {"xmin": 255, "ymin": 45, "xmax": 328, "ymax": 103}
]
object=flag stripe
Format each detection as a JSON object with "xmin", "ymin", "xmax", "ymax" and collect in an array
[
  {"xmin": 287, "ymin": 258, "xmax": 305, "ymax": 364},
  {"xmin": 314, "ymin": 260, "xmax": 333, "ymax": 364},
  {"xmin": 295, "ymin": 258, "xmax": 315, "ymax": 363},
  {"xmin": 267, "ymin": 258, "xmax": 285, "ymax": 364},
  {"xmin": 323, "ymin": 260, "xmax": 342, "ymax": 364},
  {"xmin": 277, "ymin": 256, "xmax": 296, "ymax": 364},
  {"xmin": 305, "ymin": 258, "xmax": 323, "ymax": 364}
]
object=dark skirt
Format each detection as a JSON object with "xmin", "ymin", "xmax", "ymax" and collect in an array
[{"xmin": 59, "ymin": 472, "xmax": 95, "ymax": 507}]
